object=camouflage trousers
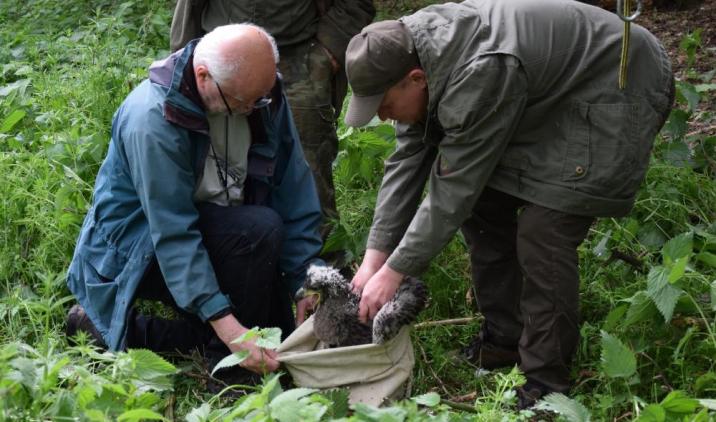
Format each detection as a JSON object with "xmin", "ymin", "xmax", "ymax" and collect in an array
[{"xmin": 278, "ymin": 40, "xmax": 345, "ymax": 241}]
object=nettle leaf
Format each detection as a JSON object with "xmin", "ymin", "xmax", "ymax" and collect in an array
[
  {"xmin": 210, "ymin": 351, "xmax": 249, "ymax": 376},
  {"xmin": 646, "ymin": 266, "xmax": 683, "ymax": 322},
  {"xmin": 117, "ymin": 408, "xmax": 165, "ymax": 422},
  {"xmin": 255, "ymin": 327, "xmax": 282, "ymax": 349},
  {"xmin": 635, "ymin": 404, "xmax": 665, "ymax": 422},
  {"xmin": 185, "ymin": 403, "xmax": 211, "ymax": 422},
  {"xmin": 695, "ymin": 83, "xmax": 716, "ymax": 92},
  {"xmin": 412, "ymin": 392, "xmax": 441, "ymax": 407},
  {"xmin": 625, "ymin": 291, "xmax": 659, "ymax": 327},
  {"xmin": 1, "ymin": 109, "xmax": 26, "ymax": 133},
  {"xmin": 534, "ymin": 393, "xmax": 591, "ymax": 422},
  {"xmin": 668, "ymin": 256, "xmax": 689, "ymax": 284},
  {"xmin": 352, "ymin": 403, "xmax": 407, "ymax": 422},
  {"xmin": 323, "ymin": 388, "xmax": 350, "ymax": 418},
  {"xmin": 603, "ymin": 304, "xmax": 627, "ymax": 331},
  {"xmin": 676, "ymin": 81, "xmax": 701, "ymax": 112},
  {"xmin": 600, "ymin": 331, "xmax": 636, "ymax": 379},
  {"xmin": 269, "ymin": 388, "xmax": 321, "ymax": 421},
  {"xmin": 662, "ymin": 232, "xmax": 693, "ymax": 264},
  {"xmin": 128, "ymin": 349, "xmax": 176, "ymax": 379},
  {"xmin": 660, "ymin": 391, "xmax": 699, "ymax": 413},
  {"xmin": 662, "ymin": 109, "xmax": 689, "ymax": 140}
]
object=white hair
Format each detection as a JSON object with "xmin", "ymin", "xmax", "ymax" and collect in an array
[{"xmin": 193, "ymin": 23, "xmax": 279, "ymax": 85}]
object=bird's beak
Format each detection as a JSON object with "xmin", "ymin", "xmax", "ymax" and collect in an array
[{"xmin": 295, "ymin": 288, "xmax": 321, "ymax": 303}]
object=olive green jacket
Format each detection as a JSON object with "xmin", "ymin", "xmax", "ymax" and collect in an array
[
  {"xmin": 169, "ymin": 0, "xmax": 375, "ymax": 66},
  {"xmin": 367, "ymin": 0, "xmax": 673, "ymax": 276}
]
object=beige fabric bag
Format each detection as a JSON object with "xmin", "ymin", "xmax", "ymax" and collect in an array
[{"xmin": 276, "ymin": 316, "xmax": 415, "ymax": 406}]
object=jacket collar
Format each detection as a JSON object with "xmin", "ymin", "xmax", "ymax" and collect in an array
[{"xmin": 149, "ymin": 39, "xmax": 210, "ymax": 134}]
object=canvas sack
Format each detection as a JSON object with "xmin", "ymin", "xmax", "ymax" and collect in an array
[{"xmin": 276, "ymin": 316, "xmax": 414, "ymax": 406}]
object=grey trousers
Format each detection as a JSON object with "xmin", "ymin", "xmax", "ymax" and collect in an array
[{"xmin": 461, "ymin": 187, "xmax": 594, "ymax": 393}]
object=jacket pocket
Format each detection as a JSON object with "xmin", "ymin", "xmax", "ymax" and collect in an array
[
  {"xmin": 561, "ymin": 100, "xmax": 646, "ymax": 198},
  {"xmin": 82, "ymin": 256, "xmax": 121, "ymax": 331}
]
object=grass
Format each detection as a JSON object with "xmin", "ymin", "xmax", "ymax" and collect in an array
[{"xmin": 0, "ymin": 0, "xmax": 715, "ymax": 420}]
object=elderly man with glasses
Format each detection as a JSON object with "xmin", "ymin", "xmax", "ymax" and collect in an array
[{"xmin": 65, "ymin": 24, "xmax": 324, "ymax": 390}]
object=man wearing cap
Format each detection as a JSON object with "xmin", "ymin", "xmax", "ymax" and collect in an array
[{"xmin": 345, "ymin": 0, "xmax": 673, "ymax": 407}]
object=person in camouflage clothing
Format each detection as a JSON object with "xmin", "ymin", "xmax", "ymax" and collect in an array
[{"xmin": 170, "ymin": 0, "xmax": 376, "ymax": 244}]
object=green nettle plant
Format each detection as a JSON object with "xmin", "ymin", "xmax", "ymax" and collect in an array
[{"xmin": 0, "ymin": 0, "xmax": 714, "ymax": 420}]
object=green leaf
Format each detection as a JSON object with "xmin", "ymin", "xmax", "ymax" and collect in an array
[
  {"xmin": 635, "ymin": 404, "xmax": 665, "ymax": 422},
  {"xmin": 676, "ymin": 81, "xmax": 701, "ymax": 112},
  {"xmin": 638, "ymin": 224, "xmax": 668, "ymax": 249},
  {"xmin": 185, "ymin": 403, "xmax": 211, "ymax": 422},
  {"xmin": 646, "ymin": 266, "xmax": 682, "ymax": 322},
  {"xmin": 695, "ymin": 372, "xmax": 716, "ymax": 396},
  {"xmin": 351, "ymin": 403, "xmax": 407, "ymax": 422},
  {"xmin": 698, "ymin": 399, "xmax": 716, "ymax": 410},
  {"xmin": 268, "ymin": 388, "xmax": 319, "ymax": 421},
  {"xmin": 210, "ymin": 351, "xmax": 249, "ymax": 376},
  {"xmin": 231, "ymin": 328, "xmax": 258, "ymax": 344},
  {"xmin": 255, "ymin": 327, "xmax": 282, "ymax": 349},
  {"xmin": 600, "ymin": 331, "xmax": 636, "ymax": 378},
  {"xmin": 696, "ymin": 252, "xmax": 716, "ymax": 269},
  {"xmin": 534, "ymin": 393, "xmax": 591, "ymax": 422},
  {"xmin": 128, "ymin": 349, "xmax": 176, "ymax": 379},
  {"xmin": 662, "ymin": 232, "xmax": 693, "ymax": 264},
  {"xmin": 412, "ymin": 392, "xmax": 441, "ymax": 407},
  {"xmin": 323, "ymin": 389, "xmax": 350, "ymax": 418},
  {"xmin": 662, "ymin": 110, "xmax": 689, "ymax": 140},
  {"xmin": 660, "ymin": 391, "xmax": 699, "ymax": 413},
  {"xmin": 695, "ymin": 83, "xmax": 716, "ymax": 92},
  {"xmin": 603, "ymin": 304, "xmax": 627, "ymax": 331},
  {"xmin": 668, "ymin": 256, "xmax": 689, "ymax": 284},
  {"xmin": 0, "ymin": 109, "xmax": 26, "ymax": 133},
  {"xmin": 624, "ymin": 292, "xmax": 659, "ymax": 327},
  {"xmin": 117, "ymin": 408, "xmax": 165, "ymax": 422},
  {"xmin": 711, "ymin": 280, "xmax": 716, "ymax": 312}
]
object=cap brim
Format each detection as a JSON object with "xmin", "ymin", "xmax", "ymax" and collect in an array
[{"xmin": 344, "ymin": 93, "xmax": 384, "ymax": 127}]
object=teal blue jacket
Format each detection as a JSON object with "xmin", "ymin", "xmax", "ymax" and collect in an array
[{"xmin": 66, "ymin": 40, "xmax": 323, "ymax": 350}]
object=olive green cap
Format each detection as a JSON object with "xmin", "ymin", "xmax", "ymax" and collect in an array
[{"xmin": 344, "ymin": 20, "xmax": 419, "ymax": 127}]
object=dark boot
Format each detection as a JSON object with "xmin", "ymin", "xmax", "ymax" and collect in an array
[
  {"xmin": 516, "ymin": 380, "xmax": 551, "ymax": 409},
  {"xmin": 461, "ymin": 328, "xmax": 520, "ymax": 370},
  {"xmin": 66, "ymin": 304, "xmax": 107, "ymax": 348}
]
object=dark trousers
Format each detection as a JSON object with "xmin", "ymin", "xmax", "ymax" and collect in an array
[
  {"xmin": 461, "ymin": 188, "xmax": 594, "ymax": 393},
  {"xmin": 126, "ymin": 204, "xmax": 295, "ymax": 362}
]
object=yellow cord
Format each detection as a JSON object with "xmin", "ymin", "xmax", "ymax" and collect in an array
[{"xmin": 619, "ymin": 0, "xmax": 631, "ymax": 90}]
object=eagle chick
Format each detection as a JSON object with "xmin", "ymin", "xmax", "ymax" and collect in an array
[{"xmin": 299, "ymin": 265, "xmax": 428, "ymax": 347}]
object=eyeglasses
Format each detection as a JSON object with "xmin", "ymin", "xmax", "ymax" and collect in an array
[{"xmin": 214, "ymin": 80, "xmax": 272, "ymax": 116}]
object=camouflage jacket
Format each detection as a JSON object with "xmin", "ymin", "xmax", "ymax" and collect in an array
[{"xmin": 169, "ymin": 0, "xmax": 375, "ymax": 66}]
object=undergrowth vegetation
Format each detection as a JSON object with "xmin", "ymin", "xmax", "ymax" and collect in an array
[{"xmin": 0, "ymin": 0, "xmax": 714, "ymax": 420}]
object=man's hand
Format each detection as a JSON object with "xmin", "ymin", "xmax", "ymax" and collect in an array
[
  {"xmin": 358, "ymin": 264, "xmax": 404, "ymax": 324},
  {"xmin": 295, "ymin": 295, "xmax": 318, "ymax": 326},
  {"xmin": 351, "ymin": 249, "xmax": 389, "ymax": 295},
  {"xmin": 209, "ymin": 314, "xmax": 279, "ymax": 374}
]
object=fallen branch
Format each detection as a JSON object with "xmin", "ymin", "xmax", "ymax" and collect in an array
[
  {"xmin": 440, "ymin": 399, "xmax": 477, "ymax": 413},
  {"xmin": 450, "ymin": 391, "xmax": 477, "ymax": 403},
  {"xmin": 686, "ymin": 124, "xmax": 716, "ymax": 138},
  {"xmin": 415, "ymin": 317, "xmax": 477, "ymax": 329}
]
